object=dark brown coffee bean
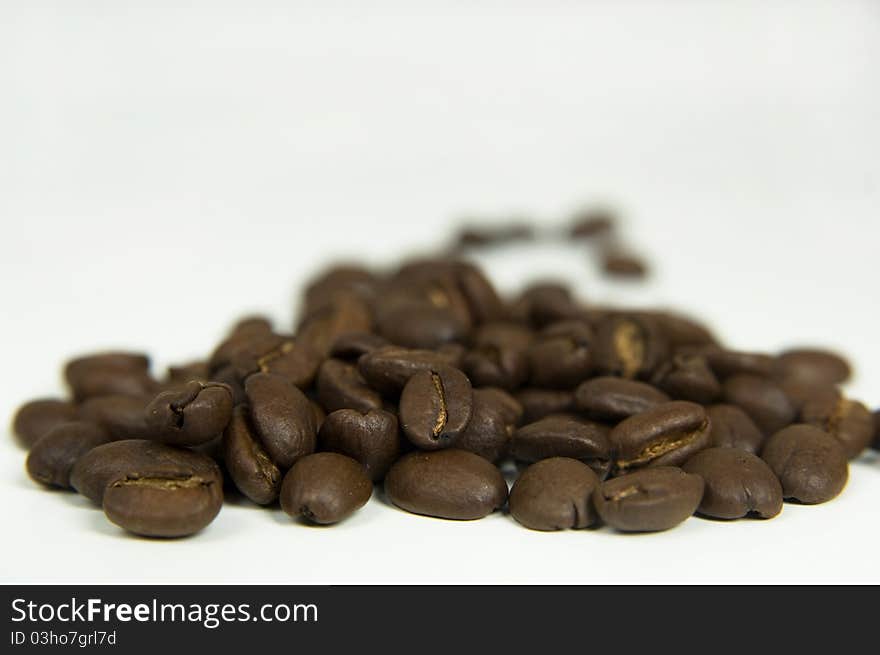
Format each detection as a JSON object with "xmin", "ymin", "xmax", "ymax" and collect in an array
[
  {"xmin": 683, "ymin": 448, "xmax": 783, "ymax": 519},
  {"xmin": 208, "ymin": 318, "xmax": 276, "ymax": 373},
  {"xmin": 570, "ymin": 209, "xmax": 615, "ymax": 239},
  {"xmin": 651, "ymin": 354, "xmax": 721, "ymax": 404},
  {"xmin": 64, "ymin": 351, "xmax": 156, "ymax": 401},
  {"xmin": 12, "ymin": 398, "xmax": 79, "ymax": 449},
  {"xmin": 280, "ymin": 452, "xmax": 372, "ymax": 525},
  {"xmin": 211, "ymin": 364, "xmax": 247, "ymax": 406},
  {"xmin": 303, "ymin": 265, "xmax": 378, "ymax": 310},
  {"xmin": 515, "ymin": 388, "xmax": 575, "ymax": 423},
  {"xmin": 165, "ymin": 360, "xmax": 210, "ymax": 384},
  {"xmin": 643, "ymin": 311, "xmax": 718, "ymax": 349},
  {"xmin": 761, "ymin": 424, "xmax": 848, "ymax": 504},
  {"xmin": 610, "ymin": 401, "xmax": 711, "ymax": 473},
  {"xmin": 384, "ymin": 449, "xmax": 508, "ymax": 520},
  {"xmin": 79, "ymin": 394, "xmax": 153, "ymax": 439},
  {"xmin": 574, "ymin": 377, "xmax": 670, "ymax": 422},
  {"xmin": 800, "ymin": 395, "xmax": 874, "ymax": 459},
  {"xmin": 316, "ymin": 359, "xmax": 383, "ymax": 413},
  {"xmin": 454, "ymin": 222, "xmax": 534, "ymax": 249},
  {"xmin": 245, "ymin": 373, "xmax": 317, "ymax": 469},
  {"xmin": 594, "ymin": 315, "xmax": 668, "ymax": 380},
  {"xmin": 527, "ymin": 320, "xmax": 594, "ymax": 389},
  {"xmin": 776, "ymin": 348, "xmax": 851, "ymax": 385},
  {"xmin": 222, "ymin": 406, "xmax": 282, "ymax": 505},
  {"xmin": 399, "ymin": 367, "xmax": 473, "ymax": 450},
  {"xmin": 509, "ymin": 282, "xmax": 582, "ymax": 327},
  {"xmin": 229, "ymin": 334, "xmax": 321, "ymax": 390},
  {"xmin": 593, "ymin": 466, "xmax": 704, "ymax": 532},
  {"xmin": 376, "ymin": 301, "xmax": 469, "ymax": 349},
  {"xmin": 777, "ymin": 376, "xmax": 840, "ymax": 412},
  {"xmin": 358, "ymin": 346, "xmax": 459, "ymax": 396},
  {"xmin": 318, "ymin": 408, "xmax": 400, "ymax": 481},
  {"xmin": 509, "ymin": 458, "xmax": 600, "ymax": 530},
  {"xmin": 70, "ymin": 439, "xmax": 222, "ymax": 505},
  {"xmin": 145, "ymin": 381, "xmax": 233, "ymax": 446},
  {"xmin": 26, "ymin": 421, "xmax": 114, "ymax": 488},
  {"xmin": 685, "ymin": 347, "xmax": 776, "ymax": 380},
  {"xmin": 723, "ymin": 375, "xmax": 796, "ymax": 435},
  {"xmin": 705, "ymin": 404, "xmax": 765, "ymax": 454},
  {"xmin": 456, "ymin": 388, "xmax": 522, "ymax": 462},
  {"xmin": 602, "ymin": 251, "xmax": 648, "ymax": 278},
  {"xmin": 510, "ymin": 415, "xmax": 611, "ymax": 476},
  {"xmin": 297, "ymin": 290, "xmax": 373, "ymax": 358},
  {"xmin": 461, "ymin": 322, "xmax": 533, "ymax": 390},
  {"xmin": 329, "ymin": 332, "xmax": 389, "ymax": 360},
  {"xmin": 454, "ymin": 263, "xmax": 505, "ymax": 325}
]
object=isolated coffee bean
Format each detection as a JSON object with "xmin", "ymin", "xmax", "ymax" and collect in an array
[
  {"xmin": 723, "ymin": 375, "xmax": 796, "ymax": 435},
  {"xmin": 593, "ymin": 467, "xmax": 704, "ymax": 532},
  {"xmin": 26, "ymin": 421, "xmax": 114, "ymax": 488},
  {"xmin": 456, "ymin": 388, "xmax": 522, "ymax": 462},
  {"xmin": 569, "ymin": 209, "xmax": 615, "ymax": 239},
  {"xmin": 705, "ymin": 404, "xmax": 765, "ymax": 454},
  {"xmin": 318, "ymin": 408, "xmax": 400, "ymax": 481},
  {"xmin": 527, "ymin": 320, "xmax": 594, "ymax": 389},
  {"xmin": 515, "ymin": 388, "xmax": 575, "ymax": 423},
  {"xmin": 329, "ymin": 332, "xmax": 389, "ymax": 360},
  {"xmin": 683, "ymin": 448, "xmax": 783, "ymax": 519},
  {"xmin": 245, "ymin": 373, "xmax": 317, "ymax": 469},
  {"xmin": 455, "ymin": 222, "xmax": 534, "ymax": 249},
  {"xmin": 574, "ymin": 377, "xmax": 669, "ymax": 422},
  {"xmin": 399, "ymin": 367, "xmax": 473, "ymax": 450},
  {"xmin": 602, "ymin": 251, "xmax": 648, "ymax": 278},
  {"xmin": 145, "ymin": 381, "xmax": 234, "ymax": 446},
  {"xmin": 316, "ymin": 359, "xmax": 383, "ymax": 414},
  {"xmin": 70, "ymin": 439, "xmax": 222, "ymax": 505},
  {"xmin": 385, "ymin": 449, "xmax": 508, "ymax": 520},
  {"xmin": 358, "ymin": 346, "xmax": 459, "ymax": 396},
  {"xmin": 12, "ymin": 398, "xmax": 79, "ymax": 449},
  {"xmin": 651, "ymin": 354, "xmax": 721, "ymax": 404},
  {"xmin": 776, "ymin": 348, "xmax": 851, "ymax": 385},
  {"xmin": 761, "ymin": 425, "xmax": 848, "ymax": 504},
  {"xmin": 222, "ymin": 406, "xmax": 282, "ymax": 505},
  {"xmin": 64, "ymin": 351, "xmax": 156, "ymax": 401},
  {"xmin": 79, "ymin": 394, "xmax": 153, "ymax": 439},
  {"xmin": 610, "ymin": 401, "xmax": 711, "ymax": 473},
  {"xmin": 800, "ymin": 395, "xmax": 874, "ymax": 459},
  {"xmin": 280, "ymin": 453, "xmax": 372, "ymax": 525},
  {"xmin": 594, "ymin": 315, "xmax": 668, "ymax": 379},
  {"xmin": 509, "ymin": 458, "xmax": 600, "ymax": 530},
  {"xmin": 510, "ymin": 415, "xmax": 611, "ymax": 476}
]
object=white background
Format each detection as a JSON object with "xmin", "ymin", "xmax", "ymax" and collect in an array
[{"xmin": 1, "ymin": 0, "xmax": 879, "ymax": 584}]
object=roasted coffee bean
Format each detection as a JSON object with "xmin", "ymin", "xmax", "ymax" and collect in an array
[
  {"xmin": 527, "ymin": 320, "xmax": 594, "ymax": 389},
  {"xmin": 686, "ymin": 347, "xmax": 776, "ymax": 380},
  {"xmin": 145, "ymin": 381, "xmax": 234, "ymax": 446},
  {"xmin": 26, "ymin": 421, "xmax": 114, "ymax": 488},
  {"xmin": 64, "ymin": 352, "xmax": 156, "ymax": 401},
  {"xmin": 297, "ymin": 290, "xmax": 373, "ymax": 358},
  {"xmin": 385, "ymin": 449, "xmax": 508, "ymax": 520},
  {"xmin": 610, "ymin": 401, "xmax": 711, "ymax": 473},
  {"xmin": 456, "ymin": 388, "xmax": 522, "ymax": 462},
  {"xmin": 569, "ymin": 209, "xmax": 615, "ymax": 239},
  {"xmin": 211, "ymin": 364, "xmax": 247, "ymax": 406},
  {"xmin": 358, "ymin": 346, "xmax": 460, "ymax": 397},
  {"xmin": 508, "ymin": 458, "xmax": 600, "ymax": 530},
  {"xmin": 70, "ymin": 439, "xmax": 222, "ymax": 505},
  {"xmin": 208, "ymin": 318, "xmax": 276, "ymax": 373},
  {"xmin": 761, "ymin": 425, "xmax": 848, "ymax": 504},
  {"xmin": 776, "ymin": 348, "xmax": 851, "ymax": 385},
  {"xmin": 399, "ymin": 367, "xmax": 473, "ymax": 450},
  {"xmin": 778, "ymin": 377, "xmax": 840, "ymax": 413},
  {"xmin": 318, "ymin": 408, "xmax": 400, "ymax": 481},
  {"xmin": 510, "ymin": 415, "xmax": 611, "ymax": 476},
  {"xmin": 244, "ymin": 373, "xmax": 317, "ymax": 469},
  {"xmin": 376, "ymin": 301, "xmax": 469, "ymax": 349},
  {"xmin": 316, "ymin": 359, "xmax": 383, "ymax": 413},
  {"xmin": 683, "ymin": 448, "xmax": 783, "ymax": 519},
  {"xmin": 594, "ymin": 315, "xmax": 668, "ymax": 380},
  {"xmin": 602, "ymin": 251, "xmax": 648, "ymax": 278},
  {"xmin": 705, "ymin": 404, "xmax": 765, "ymax": 454},
  {"xmin": 455, "ymin": 222, "xmax": 534, "ymax": 249},
  {"xmin": 574, "ymin": 377, "xmax": 669, "ymax": 422},
  {"xmin": 79, "ymin": 394, "xmax": 153, "ymax": 439},
  {"xmin": 229, "ymin": 334, "xmax": 321, "ymax": 390},
  {"xmin": 800, "ymin": 395, "xmax": 874, "ymax": 460},
  {"xmin": 329, "ymin": 332, "xmax": 389, "ymax": 360},
  {"xmin": 723, "ymin": 375, "xmax": 796, "ymax": 435},
  {"xmin": 644, "ymin": 311, "xmax": 717, "ymax": 349},
  {"xmin": 12, "ymin": 398, "xmax": 79, "ymax": 449},
  {"xmin": 454, "ymin": 262, "xmax": 506, "ymax": 325},
  {"xmin": 461, "ymin": 322, "xmax": 533, "ymax": 390},
  {"xmin": 166, "ymin": 360, "xmax": 210, "ymax": 384},
  {"xmin": 280, "ymin": 452, "xmax": 372, "ymax": 524},
  {"xmin": 303, "ymin": 265, "xmax": 379, "ymax": 313},
  {"xmin": 651, "ymin": 354, "xmax": 721, "ymax": 404},
  {"xmin": 222, "ymin": 406, "xmax": 282, "ymax": 505},
  {"xmin": 510, "ymin": 282, "xmax": 582, "ymax": 327},
  {"xmin": 593, "ymin": 467, "xmax": 703, "ymax": 532},
  {"xmin": 515, "ymin": 388, "xmax": 575, "ymax": 423}
]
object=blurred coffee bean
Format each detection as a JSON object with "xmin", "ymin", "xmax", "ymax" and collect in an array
[
  {"xmin": 280, "ymin": 453, "xmax": 372, "ymax": 525},
  {"xmin": 601, "ymin": 251, "xmax": 648, "ymax": 278},
  {"xmin": 79, "ymin": 394, "xmax": 153, "ymax": 439},
  {"xmin": 316, "ymin": 359, "xmax": 383, "ymax": 414},
  {"xmin": 761, "ymin": 425, "xmax": 848, "ymax": 504},
  {"xmin": 455, "ymin": 388, "xmax": 522, "ymax": 463},
  {"xmin": 297, "ymin": 290, "xmax": 373, "ymax": 359},
  {"xmin": 705, "ymin": 404, "xmax": 765, "ymax": 454},
  {"xmin": 685, "ymin": 347, "xmax": 776, "ymax": 380},
  {"xmin": 722, "ymin": 375, "xmax": 796, "ymax": 435},
  {"xmin": 527, "ymin": 320, "xmax": 594, "ymax": 389},
  {"xmin": 800, "ymin": 395, "xmax": 874, "ymax": 460},
  {"xmin": 461, "ymin": 322, "xmax": 533, "ymax": 390},
  {"xmin": 651, "ymin": 354, "xmax": 721, "ymax": 404},
  {"xmin": 683, "ymin": 448, "xmax": 783, "ymax": 519},
  {"xmin": 329, "ymin": 332, "xmax": 389, "ymax": 360},
  {"xmin": 165, "ymin": 360, "xmax": 210, "ymax": 384},
  {"xmin": 509, "ymin": 282, "xmax": 582, "ymax": 327},
  {"xmin": 26, "ymin": 421, "xmax": 114, "ymax": 488},
  {"xmin": 509, "ymin": 458, "xmax": 600, "ymax": 530},
  {"xmin": 569, "ymin": 209, "xmax": 615, "ymax": 239},
  {"xmin": 594, "ymin": 315, "xmax": 668, "ymax": 380},
  {"xmin": 64, "ymin": 352, "xmax": 156, "ymax": 401},
  {"xmin": 12, "ymin": 398, "xmax": 79, "ymax": 449},
  {"xmin": 776, "ymin": 348, "xmax": 851, "ymax": 385},
  {"xmin": 318, "ymin": 408, "xmax": 400, "ymax": 481},
  {"xmin": 303, "ymin": 265, "xmax": 379, "ymax": 313},
  {"xmin": 642, "ymin": 311, "xmax": 718, "ymax": 349},
  {"xmin": 515, "ymin": 388, "xmax": 575, "ymax": 423}
]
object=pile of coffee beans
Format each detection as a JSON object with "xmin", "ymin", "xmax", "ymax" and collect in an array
[{"xmin": 11, "ymin": 211, "xmax": 879, "ymax": 537}]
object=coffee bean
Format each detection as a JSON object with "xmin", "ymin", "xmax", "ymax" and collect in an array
[
  {"xmin": 705, "ymin": 404, "xmax": 765, "ymax": 454},
  {"xmin": 723, "ymin": 375, "xmax": 796, "ymax": 435},
  {"xmin": 12, "ymin": 398, "xmax": 79, "ymax": 449},
  {"xmin": 79, "ymin": 394, "xmax": 153, "ymax": 439},
  {"xmin": 527, "ymin": 320, "xmax": 594, "ymax": 389},
  {"xmin": 761, "ymin": 425, "xmax": 848, "ymax": 504},
  {"xmin": 222, "ymin": 406, "xmax": 282, "ymax": 505},
  {"xmin": 26, "ymin": 421, "xmax": 114, "ymax": 488},
  {"xmin": 602, "ymin": 251, "xmax": 648, "ymax": 278},
  {"xmin": 329, "ymin": 332, "xmax": 389, "ymax": 360},
  {"xmin": 643, "ymin": 311, "xmax": 718, "ymax": 349},
  {"xmin": 593, "ymin": 466, "xmax": 703, "ymax": 532},
  {"xmin": 303, "ymin": 265, "xmax": 378, "ymax": 314},
  {"xmin": 510, "ymin": 415, "xmax": 611, "ymax": 477},
  {"xmin": 455, "ymin": 222, "xmax": 534, "ymax": 249},
  {"xmin": 376, "ymin": 301, "xmax": 469, "ymax": 349},
  {"xmin": 594, "ymin": 315, "xmax": 668, "ymax": 380},
  {"xmin": 316, "ymin": 359, "xmax": 383, "ymax": 413},
  {"xmin": 244, "ymin": 372, "xmax": 317, "ymax": 469},
  {"xmin": 384, "ymin": 449, "xmax": 508, "ymax": 520},
  {"xmin": 515, "ymin": 388, "xmax": 575, "ymax": 423},
  {"xmin": 776, "ymin": 348, "xmax": 851, "ymax": 385},
  {"xmin": 399, "ymin": 366, "xmax": 473, "ymax": 450},
  {"xmin": 651, "ymin": 354, "xmax": 721, "ymax": 404},
  {"xmin": 358, "ymin": 346, "xmax": 459, "ymax": 396},
  {"xmin": 778, "ymin": 377, "xmax": 840, "ymax": 413},
  {"xmin": 509, "ymin": 458, "xmax": 600, "ymax": 530},
  {"xmin": 165, "ymin": 360, "xmax": 210, "ymax": 385},
  {"xmin": 455, "ymin": 262, "xmax": 506, "ymax": 325},
  {"xmin": 145, "ymin": 381, "xmax": 233, "ymax": 446},
  {"xmin": 509, "ymin": 282, "xmax": 582, "ymax": 327},
  {"xmin": 318, "ymin": 408, "xmax": 400, "ymax": 481},
  {"xmin": 456, "ymin": 388, "xmax": 522, "ymax": 462},
  {"xmin": 461, "ymin": 322, "xmax": 533, "ymax": 390},
  {"xmin": 685, "ymin": 347, "xmax": 776, "ymax": 380},
  {"xmin": 64, "ymin": 351, "xmax": 156, "ymax": 401},
  {"xmin": 574, "ymin": 377, "xmax": 669, "ymax": 422},
  {"xmin": 280, "ymin": 452, "xmax": 372, "ymax": 524},
  {"xmin": 229, "ymin": 333, "xmax": 322, "ymax": 390},
  {"xmin": 609, "ymin": 401, "xmax": 711, "ymax": 473},
  {"xmin": 570, "ymin": 209, "xmax": 615, "ymax": 239},
  {"xmin": 297, "ymin": 290, "xmax": 373, "ymax": 358},
  {"xmin": 208, "ymin": 318, "xmax": 276, "ymax": 373},
  {"xmin": 683, "ymin": 448, "xmax": 783, "ymax": 519},
  {"xmin": 799, "ymin": 395, "xmax": 874, "ymax": 459}
]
